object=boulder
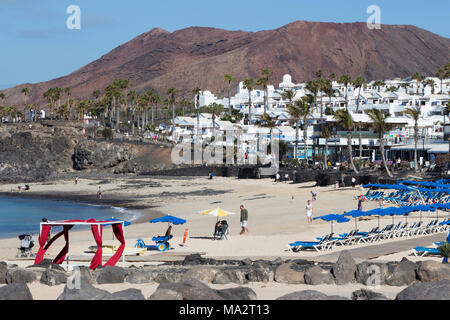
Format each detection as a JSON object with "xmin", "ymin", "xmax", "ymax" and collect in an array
[
  {"xmin": 182, "ymin": 265, "xmax": 217, "ymax": 283},
  {"xmin": 304, "ymin": 265, "xmax": 335, "ymax": 285},
  {"xmin": 0, "ymin": 282, "xmax": 33, "ymax": 300},
  {"xmin": 351, "ymin": 289, "xmax": 389, "ymax": 300},
  {"xmin": 246, "ymin": 261, "xmax": 274, "ymax": 283},
  {"xmin": 96, "ymin": 266, "xmax": 128, "ymax": 284},
  {"xmin": 332, "ymin": 250, "xmax": 357, "ymax": 284},
  {"xmin": 57, "ymin": 278, "xmax": 111, "ymax": 300},
  {"xmin": 148, "ymin": 288, "xmax": 183, "ymax": 300},
  {"xmin": 182, "ymin": 254, "xmax": 206, "ymax": 266},
  {"xmin": 149, "ymin": 279, "xmax": 224, "ymax": 300},
  {"xmin": 416, "ymin": 260, "xmax": 450, "ymax": 282},
  {"xmin": 274, "ymin": 262, "xmax": 305, "ymax": 284},
  {"xmin": 126, "ymin": 267, "xmax": 155, "ymax": 284},
  {"xmin": 212, "ymin": 268, "xmax": 248, "ymax": 285},
  {"xmin": 152, "ymin": 268, "xmax": 186, "ymax": 283},
  {"xmin": 277, "ymin": 290, "xmax": 348, "ymax": 300},
  {"xmin": 356, "ymin": 262, "xmax": 389, "ymax": 285},
  {"xmin": 0, "ymin": 261, "xmax": 7, "ymax": 284},
  {"xmin": 40, "ymin": 269, "xmax": 68, "ymax": 286},
  {"xmin": 396, "ymin": 280, "xmax": 450, "ymax": 300},
  {"xmin": 102, "ymin": 288, "xmax": 146, "ymax": 300},
  {"xmin": 215, "ymin": 287, "xmax": 257, "ymax": 300},
  {"xmin": 27, "ymin": 259, "xmax": 65, "ymax": 272},
  {"xmin": 385, "ymin": 258, "xmax": 417, "ymax": 286},
  {"xmin": 6, "ymin": 268, "xmax": 37, "ymax": 284},
  {"xmin": 73, "ymin": 140, "xmax": 137, "ymax": 170}
]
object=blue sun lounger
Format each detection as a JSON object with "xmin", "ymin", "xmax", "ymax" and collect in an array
[
  {"xmin": 289, "ymin": 233, "xmax": 334, "ymax": 252},
  {"xmin": 412, "ymin": 246, "xmax": 441, "ymax": 257}
]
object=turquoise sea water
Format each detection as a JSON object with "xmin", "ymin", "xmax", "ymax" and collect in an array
[{"xmin": 0, "ymin": 196, "xmax": 138, "ymax": 239}]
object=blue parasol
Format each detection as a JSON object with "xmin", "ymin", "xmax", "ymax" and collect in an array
[
  {"xmin": 314, "ymin": 214, "xmax": 350, "ymax": 233},
  {"xmin": 342, "ymin": 210, "xmax": 364, "ymax": 229},
  {"xmin": 105, "ymin": 218, "xmax": 131, "ymax": 227},
  {"xmin": 149, "ymin": 215, "xmax": 186, "ymax": 225}
]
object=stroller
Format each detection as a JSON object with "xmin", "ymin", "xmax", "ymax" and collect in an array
[
  {"xmin": 213, "ymin": 220, "xmax": 230, "ymax": 240},
  {"xmin": 16, "ymin": 233, "xmax": 35, "ymax": 258}
]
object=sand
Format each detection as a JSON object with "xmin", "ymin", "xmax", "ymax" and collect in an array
[{"xmin": 0, "ymin": 176, "xmax": 447, "ymax": 299}]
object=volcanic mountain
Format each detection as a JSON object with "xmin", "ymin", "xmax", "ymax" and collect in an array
[{"xmin": 2, "ymin": 20, "xmax": 450, "ymax": 107}]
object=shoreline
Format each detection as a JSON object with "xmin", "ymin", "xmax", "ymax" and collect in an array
[{"xmin": 0, "ymin": 188, "xmax": 164, "ymax": 240}]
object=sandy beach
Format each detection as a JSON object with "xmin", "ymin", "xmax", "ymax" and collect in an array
[{"xmin": 0, "ymin": 176, "xmax": 447, "ymax": 299}]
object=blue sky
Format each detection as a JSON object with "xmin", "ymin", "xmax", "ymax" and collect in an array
[{"xmin": 1, "ymin": 0, "xmax": 449, "ymax": 90}]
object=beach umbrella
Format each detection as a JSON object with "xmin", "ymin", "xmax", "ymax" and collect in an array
[
  {"xmin": 149, "ymin": 215, "xmax": 186, "ymax": 225},
  {"xmin": 314, "ymin": 214, "xmax": 350, "ymax": 233},
  {"xmin": 365, "ymin": 208, "xmax": 386, "ymax": 228},
  {"xmin": 342, "ymin": 210, "xmax": 364, "ymax": 229},
  {"xmin": 199, "ymin": 208, "xmax": 236, "ymax": 221}
]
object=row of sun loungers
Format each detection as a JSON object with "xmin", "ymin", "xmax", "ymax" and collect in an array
[
  {"xmin": 364, "ymin": 190, "xmax": 450, "ymax": 206},
  {"xmin": 289, "ymin": 219, "xmax": 450, "ymax": 253}
]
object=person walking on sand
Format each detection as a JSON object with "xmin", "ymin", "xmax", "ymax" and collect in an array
[
  {"xmin": 239, "ymin": 205, "xmax": 249, "ymax": 235},
  {"xmin": 357, "ymin": 195, "xmax": 364, "ymax": 211},
  {"xmin": 97, "ymin": 186, "xmax": 102, "ymax": 200},
  {"xmin": 75, "ymin": 176, "xmax": 78, "ymax": 185},
  {"xmin": 311, "ymin": 190, "xmax": 317, "ymax": 201},
  {"xmin": 351, "ymin": 177, "xmax": 356, "ymax": 189},
  {"xmin": 306, "ymin": 200, "xmax": 313, "ymax": 223}
]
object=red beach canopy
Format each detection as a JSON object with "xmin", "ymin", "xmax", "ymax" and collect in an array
[{"xmin": 34, "ymin": 219, "xmax": 126, "ymax": 270}]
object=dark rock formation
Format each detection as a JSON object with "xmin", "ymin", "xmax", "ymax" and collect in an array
[
  {"xmin": 0, "ymin": 282, "xmax": 33, "ymax": 300},
  {"xmin": 5, "ymin": 267, "xmax": 37, "ymax": 284},
  {"xmin": 385, "ymin": 258, "xmax": 417, "ymax": 286},
  {"xmin": 96, "ymin": 266, "xmax": 128, "ymax": 284},
  {"xmin": 332, "ymin": 250, "xmax": 357, "ymax": 284},
  {"xmin": 416, "ymin": 260, "xmax": 450, "ymax": 282},
  {"xmin": 276, "ymin": 290, "xmax": 348, "ymax": 300},
  {"xmin": 396, "ymin": 280, "xmax": 450, "ymax": 300},
  {"xmin": 351, "ymin": 289, "xmax": 389, "ymax": 300},
  {"xmin": 304, "ymin": 265, "xmax": 335, "ymax": 285}
]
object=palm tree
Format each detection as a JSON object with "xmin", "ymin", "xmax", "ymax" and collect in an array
[
  {"xmin": 149, "ymin": 92, "xmax": 161, "ymax": 128},
  {"xmin": 126, "ymin": 90, "xmax": 137, "ymax": 134},
  {"xmin": 297, "ymin": 95, "xmax": 314, "ymax": 161},
  {"xmin": 338, "ymin": 75, "xmax": 352, "ymax": 111},
  {"xmin": 64, "ymin": 87, "xmax": 71, "ymax": 110},
  {"xmin": 193, "ymin": 87, "xmax": 202, "ymax": 140},
  {"xmin": 353, "ymin": 76, "xmax": 365, "ymax": 113},
  {"xmin": 365, "ymin": 108, "xmax": 393, "ymax": 177},
  {"xmin": 242, "ymin": 78, "xmax": 255, "ymax": 124},
  {"xmin": 443, "ymin": 102, "xmax": 450, "ymax": 124},
  {"xmin": 334, "ymin": 109, "xmax": 359, "ymax": 173},
  {"xmin": 201, "ymin": 102, "xmax": 224, "ymax": 143},
  {"xmin": 423, "ymin": 79, "xmax": 435, "ymax": 95},
  {"xmin": 323, "ymin": 80, "xmax": 335, "ymax": 114},
  {"xmin": 436, "ymin": 69, "xmax": 445, "ymax": 94},
  {"xmin": 305, "ymin": 80, "xmax": 319, "ymax": 113},
  {"xmin": 260, "ymin": 112, "xmax": 278, "ymax": 156},
  {"xmin": 281, "ymin": 88, "xmax": 295, "ymax": 107},
  {"xmin": 400, "ymin": 83, "xmax": 410, "ymax": 94},
  {"xmin": 320, "ymin": 123, "xmax": 332, "ymax": 169},
  {"xmin": 404, "ymin": 106, "xmax": 421, "ymax": 172},
  {"xmin": 256, "ymin": 68, "xmax": 271, "ymax": 114},
  {"xmin": 412, "ymin": 72, "xmax": 425, "ymax": 96},
  {"xmin": 167, "ymin": 87, "xmax": 178, "ymax": 132},
  {"xmin": 224, "ymin": 74, "xmax": 234, "ymax": 116},
  {"xmin": 286, "ymin": 102, "xmax": 302, "ymax": 160},
  {"xmin": 21, "ymin": 87, "xmax": 29, "ymax": 122}
]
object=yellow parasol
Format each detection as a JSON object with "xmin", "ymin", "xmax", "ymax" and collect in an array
[{"xmin": 199, "ymin": 208, "xmax": 236, "ymax": 220}]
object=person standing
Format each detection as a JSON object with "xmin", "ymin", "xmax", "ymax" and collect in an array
[
  {"xmin": 357, "ymin": 195, "xmax": 364, "ymax": 211},
  {"xmin": 311, "ymin": 190, "xmax": 317, "ymax": 201},
  {"xmin": 306, "ymin": 200, "xmax": 313, "ymax": 223},
  {"xmin": 75, "ymin": 176, "xmax": 78, "ymax": 185},
  {"xmin": 97, "ymin": 186, "xmax": 102, "ymax": 200},
  {"xmin": 351, "ymin": 177, "xmax": 356, "ymax": 189},
  {"xmin": 239, "ymin": 205, "xmax": 249, "ymax": 235}
]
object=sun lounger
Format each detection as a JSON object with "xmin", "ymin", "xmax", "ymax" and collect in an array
[
  {"xmin": 412, "ymin": 246, "xmax": 441, "ymax": 257},
  {"xmin": 289, "ymin": 233, "xmax": 334, "ymax": 252}
]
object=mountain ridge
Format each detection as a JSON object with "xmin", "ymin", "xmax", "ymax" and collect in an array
[{"xmin": 1, "ymin": 20, "xmax": 449, "ymax": 107}]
